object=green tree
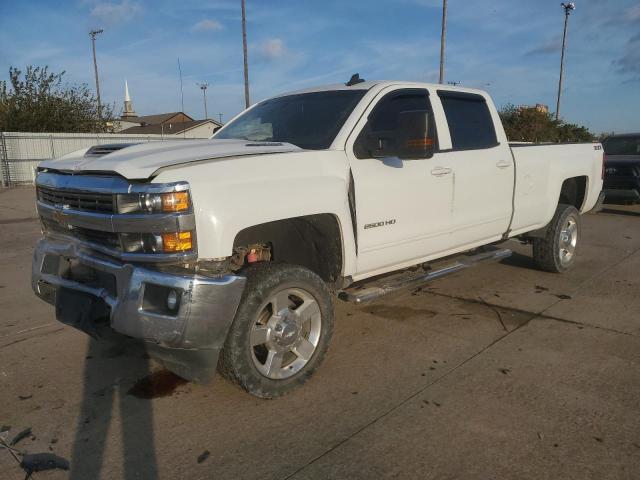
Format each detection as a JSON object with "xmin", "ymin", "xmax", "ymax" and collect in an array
[
  {"xmin": 499, "ymin": 104, "xmax": 594, "ymax": 143},
  {"xmin": 0, "ymin": 66, "xmax": 113, "ymax": 133}
]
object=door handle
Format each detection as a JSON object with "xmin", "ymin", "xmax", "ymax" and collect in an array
[
  {"xmin": 431, "ymin": 167, "xmax": 452, "ymax": 176},
  {"xmin": 496, "ymin": 160, "xmax": 512, "ymax": 169}
]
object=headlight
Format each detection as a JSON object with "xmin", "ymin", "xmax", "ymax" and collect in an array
[
  {"xmin": 120, "ymin": 231, "xmax": 193, "ymax": 253},
  {"xmin": 117, "ymin": 191, "xmax": 190, "ymax": 214}
]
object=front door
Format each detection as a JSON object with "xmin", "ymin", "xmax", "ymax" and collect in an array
[{"xmin": 346, "ymin": 87, "xmax": 455, "ymax": 277}]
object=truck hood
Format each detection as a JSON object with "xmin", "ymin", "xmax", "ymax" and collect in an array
[{"xmin": 38, "ymin": 139, "xmax": 303, "ymax": 179}]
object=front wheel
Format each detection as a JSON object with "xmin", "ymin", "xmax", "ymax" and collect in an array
[
  {"xmin": 219, "ymin": 263, "xmax": 334, "ymax": 398},
  {"xmin": 532, "ymin": 204, "xmax": 581, "ymax": 273}
]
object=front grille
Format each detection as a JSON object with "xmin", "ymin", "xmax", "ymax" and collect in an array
[
  {"xmin": 42, "ymin": 218, "xmax": 121, "ymax": 250},
  {"xmin": 37, "ymin": 186, "xmax": 115, "ymax": 213}
]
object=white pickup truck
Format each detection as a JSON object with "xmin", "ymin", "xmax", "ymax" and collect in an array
[{"xmin": 32, "ymin": 79, "xmax": 604, "ymax": 397}]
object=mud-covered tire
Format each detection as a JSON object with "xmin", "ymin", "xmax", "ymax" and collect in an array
[
  {"xmin": 533, "ymin": 204, "xmax": 581, "ymax": 273},
  {"xmin": 219, "ymin": 263, "xmax": 334, "ymax": 398}
]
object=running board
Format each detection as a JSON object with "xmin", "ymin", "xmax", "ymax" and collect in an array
[{"xmin": 338, "ymin": 247, "xmax": 512, "ymax": 304}]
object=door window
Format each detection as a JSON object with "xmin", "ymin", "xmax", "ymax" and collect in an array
[
  {"xmin": 438, "ymin": 91, "xmax": 498, "ymax": 151},
  {"xmin": 354, "ymin": 89, "xmax": 434, "ymax": 159}
]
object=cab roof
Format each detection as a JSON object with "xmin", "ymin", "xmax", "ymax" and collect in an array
[{"xmin": 274, "ymin": 80, "xmax": 488, "ymax": 98}]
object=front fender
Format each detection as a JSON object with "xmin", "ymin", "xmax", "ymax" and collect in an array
[{"xmin": 153, "ymin": 150, "xmax": 357, "ymax": 276}]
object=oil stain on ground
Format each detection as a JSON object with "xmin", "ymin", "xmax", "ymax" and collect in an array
[{"xmin": 128, "ymin": 370, "xmax": 188, "ymax": 399}]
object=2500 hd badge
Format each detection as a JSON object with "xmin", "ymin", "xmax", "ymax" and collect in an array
[{"xmin": 364, "ymin": 219, "xmax": 397, "ymax": 229}]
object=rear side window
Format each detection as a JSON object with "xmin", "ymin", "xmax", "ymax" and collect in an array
[{"xmin": 438, "ymin": 91, "xmax": 498, "ymax": 150}]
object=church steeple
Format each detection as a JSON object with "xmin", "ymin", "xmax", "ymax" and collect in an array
[{"xmin": 122, "ymin": 80, "xmax": 137, "ymax": 119}]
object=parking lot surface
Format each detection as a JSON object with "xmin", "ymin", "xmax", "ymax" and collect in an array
[{"xmin": 1, "ymin": 186, "xmax": 639, "ymax": 479}]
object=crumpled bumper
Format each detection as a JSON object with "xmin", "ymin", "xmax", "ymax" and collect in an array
[{"xmin": 32, "ymin": 236, "xmax": 246, "ymax": 383}]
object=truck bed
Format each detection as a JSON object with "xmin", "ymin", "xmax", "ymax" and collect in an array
[{"xmin": 508, "ymin": 142, "xmax": 603, "ymax": 237}]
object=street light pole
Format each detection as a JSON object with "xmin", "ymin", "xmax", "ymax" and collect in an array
[
  {"xmin": 89, "ymin": 29, "xmax": 104, "ymax": 122},
  {"xmin": 241, "ymin": 0, "xmax": 250, "ymax": 109},
  {"xmin": 439, "ymin": 0, "xmax": 448, "ymax": 84},
  {"xmin": 197, "ymin": 83, "xmax": 210, "ymax": 119},
  {"xmin": 555, "ymin": 2, "xmax": 575, "ymax": 121}
]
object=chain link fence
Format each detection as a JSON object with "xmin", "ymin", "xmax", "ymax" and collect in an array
[{"xmin": 0, "ymin": 132, "xmax": 193, "ymax": 187}]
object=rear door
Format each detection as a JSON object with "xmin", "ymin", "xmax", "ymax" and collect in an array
[{"xmin": 434, "ymin": 91, "xmax": 514, "ymax": 246}]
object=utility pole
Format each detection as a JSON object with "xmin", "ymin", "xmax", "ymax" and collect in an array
[
  {"xmin": 241, "ymin": 0, "xmax": 250, "ymax": 108},
  {"xmin": 218, "ymin": 113, "xmax": 223, "ymax": 124},
  {"xmin": 89, "ymin": 29, "xmax": 104, "ymax": 122},
  {"xmin": 439, "ymin": 0, "xmax": 447, "ymax": 84},
  {"xmin": 197, "ymin": 82, "xmax": 210, "ymax": 119},
  {"xmin": 555, "ymin": 2, "xmax": 575, "ymax": 121}
]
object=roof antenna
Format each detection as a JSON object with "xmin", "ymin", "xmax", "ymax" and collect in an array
[{"xmin": 346, "ymin": 73, "xmax": 365, "ymax": 86}]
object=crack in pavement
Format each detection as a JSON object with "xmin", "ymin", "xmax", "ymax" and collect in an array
[
  {"xmin": 1, "ymin": 323, "xmax": 58, "ymax": 338},
  {"xmin": 282, "ymin": 245, "xmax": 640, "ymax": 479},
  {"xmin": 0, "ymin": 217, "xmax": 38, "ymax": 225},
  {"xmin": 426, "ymin": 290, "xmax": 637, "ymax": 338},
  {"xmin": 0, "ymin": 327, "xmax": 65, "ymax": 350},
  {"xmin": 283, "ymin": 310, "xmax": 537, "ymax": 480}
]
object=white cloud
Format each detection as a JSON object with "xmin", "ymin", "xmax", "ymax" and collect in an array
[
  {"xmin": 90, "ymin": 1, "xmax": 141, "ymax": 26},
  {"xmin": 191, "ymin": 19, "xmax": 224, "ymax": 32},
  {"xmin": 258, "ymin": 38, "xmax": 286, "ymax": 60}
]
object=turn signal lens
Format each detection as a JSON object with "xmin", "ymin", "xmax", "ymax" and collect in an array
[
  {"xmin": 406, "ymin": 138, "xmax": 434, "ymax": 147},
  {"xmin": 162, "ymin": 191, "xmax": 190, "ymax": 212},
  {"xmin": 161, "ymin": 231, "xmax": 193, "ymax": 252}
]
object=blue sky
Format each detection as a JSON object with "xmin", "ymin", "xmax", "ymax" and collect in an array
[{"xmin": 1, "ymin": 0, "xmax": 638, "ymax": 134}]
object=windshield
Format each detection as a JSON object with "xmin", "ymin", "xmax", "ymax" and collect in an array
[
  {"xmin": 214, "ymin": 90, "xmax": 366, "ymax": 150},
  {"xmin": 603, "ymin": 136, "xmax": 640, "ymax": 155}
]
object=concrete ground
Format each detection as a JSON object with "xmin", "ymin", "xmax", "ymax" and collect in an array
[{"xmin": 1, "ymin": 186, "xmax": 639, "ymax": 479}]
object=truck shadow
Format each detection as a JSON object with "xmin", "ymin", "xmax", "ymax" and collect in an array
[
  {"xmin": 499, "ymin": 251, "xmax": 536, "ymax": 269},
  {"xmin": 69, "ymin": 336, "xmax": 160, "ymax": 479}
]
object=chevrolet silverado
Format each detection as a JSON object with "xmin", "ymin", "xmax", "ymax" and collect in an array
[{"xmin": 32, "ymin": 78, "xmax": 605, "ymax": 397}]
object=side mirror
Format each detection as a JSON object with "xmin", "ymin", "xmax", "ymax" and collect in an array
[{"xmin": 394, "ymin": 110, "xmax": 434, "ymax": 159}]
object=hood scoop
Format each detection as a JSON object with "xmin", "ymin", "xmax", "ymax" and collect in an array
[{"xmin": 85, "ymin": 143, "xmax": 140, "ymax": 158}]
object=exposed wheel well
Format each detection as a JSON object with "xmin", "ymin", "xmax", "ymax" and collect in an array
[
  {"xmin": 233, "ymin": 214, "xmax": 343, "ymax": 285},
  {"xmin": 559, "ymin": 176, "xmax": 587, "ymax": 211}
]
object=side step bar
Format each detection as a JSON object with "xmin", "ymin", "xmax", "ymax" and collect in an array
[{"xmin": 338, "ymin": 247, "xmax": 512, "ymax": 304}]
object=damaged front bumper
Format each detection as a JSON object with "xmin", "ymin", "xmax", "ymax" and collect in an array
[{"xmin": 32, "ymin": 236, "xmax": 246, "ymax": 383}]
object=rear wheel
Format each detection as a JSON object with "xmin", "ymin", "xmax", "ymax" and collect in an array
[
  {"xmin": 533, "ymin": 204, "xmax": 581, "ymax": 273},
  {"xmin": 219, "ymin": 263, "xmax": 334, "ymax": 398}
]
